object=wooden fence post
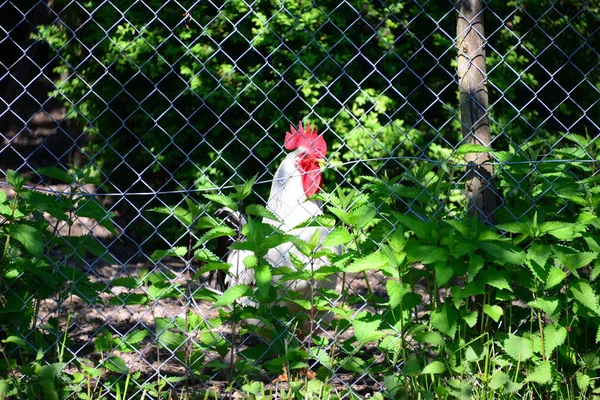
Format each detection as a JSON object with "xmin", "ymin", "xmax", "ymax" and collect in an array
[{"xmin": 456, "ymin": 0, "xmax": 497, "ymax": 224}]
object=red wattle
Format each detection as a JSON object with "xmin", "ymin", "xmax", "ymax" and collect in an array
[{"xmin": 299, "ymin": 158, "xmax": 322, "ymax": 197}]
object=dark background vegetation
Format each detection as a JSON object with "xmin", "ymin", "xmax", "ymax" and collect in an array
[{"xmin": 1, "ymin": 0, "xmax": 598, "ymax": 249}]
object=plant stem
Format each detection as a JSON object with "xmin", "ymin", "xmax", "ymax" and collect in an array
[
  {"xmin": 0, "ymin": 195, "xmax": 19, "ymax": 297},
  {"xmin": 537, "ymin": 309, "xmax": 546, "ymax": 361}
]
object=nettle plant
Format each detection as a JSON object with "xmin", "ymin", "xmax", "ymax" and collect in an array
[
  {"xmin": 149, "ymin": 178, "xmax": 345, "ymax": 383},
  {"xmin": 0, "ymin": 168, "xmax": 116, "ymax": 399},
  {"xmin": 148, "ymin": 158, "xmax": 600, "ymax": 399}
]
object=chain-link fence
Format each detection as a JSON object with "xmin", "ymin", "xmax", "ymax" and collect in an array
[{"xmin": 1, "ymin": 0, "xmax": 599, "ymax": 398}]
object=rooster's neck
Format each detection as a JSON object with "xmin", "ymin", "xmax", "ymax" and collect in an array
[{"xmin": 266, "ymin": 151, "xmax": 323, "ymax": 230}]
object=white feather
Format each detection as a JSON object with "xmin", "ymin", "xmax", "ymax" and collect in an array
[{"xmin": 225, "ymin": 149, "xmax": 340, "ymax": 317}]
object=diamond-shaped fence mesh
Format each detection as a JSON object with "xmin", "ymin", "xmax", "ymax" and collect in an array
[{"xmin": 0, "ymin": 0, "xmax": 598, "ymax": 398}]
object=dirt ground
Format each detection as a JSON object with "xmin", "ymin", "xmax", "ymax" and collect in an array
[{"xmin": 36, "ymin": 250, "xmax": 390, "ymax": 396}]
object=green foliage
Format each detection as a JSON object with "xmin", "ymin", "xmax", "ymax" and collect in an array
[
  {"xmin": 0, "ymin": 168, "xmax": 116, "ymax": 399},
  {"xmin": 146, "ymin": 161, "xmax": 600, "ymax": 398},
  {"xmin": 34, "ymin": 1, "xmax": 459, "ymax": 196},
  {"xmin": 15, "ymin": 0, "xmax": 600, "ymax": 397},
  {"xmin": 34, "ymin": 1, "xmax": 598, "ymax": 196}
]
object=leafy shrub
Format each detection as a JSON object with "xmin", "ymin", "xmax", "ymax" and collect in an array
[
  {"xmin": 0, "ymin": 168, "xmax": 115, "ymax": 399},
  {"xmin": 142, "ymin": 149, "xmax": 600, "ymax": 398}
]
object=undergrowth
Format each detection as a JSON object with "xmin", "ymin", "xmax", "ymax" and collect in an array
[{"xmin": 1, "ymin": 137, "xmax": 600, "ymax": 399}]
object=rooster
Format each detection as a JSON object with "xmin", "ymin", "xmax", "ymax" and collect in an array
[{"xmin": 213, "ymin": 121, "xmax": 339, "ymax": 328}]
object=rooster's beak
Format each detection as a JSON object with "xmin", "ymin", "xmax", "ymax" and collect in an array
[{"xmin": 316, "ymin": 158, "xmax": 327, "ymax": 167}]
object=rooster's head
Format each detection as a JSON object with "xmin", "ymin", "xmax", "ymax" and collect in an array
[{"xmin": 284, "ymin": 122, "xmax": 327, "ymax": 197}]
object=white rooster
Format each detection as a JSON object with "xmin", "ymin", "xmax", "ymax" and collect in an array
[{"xmin": 214, "ymin": 121, "xmax": 339, "ymax": 328}]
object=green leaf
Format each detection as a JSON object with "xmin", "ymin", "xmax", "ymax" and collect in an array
[
  {"xmin": 479, "ymin": 268, "xmax": 512, "ymax": 291},
  {"xmin": 6, "ymin": 170, "xmax": 26, "ymax": 191},
  {"xmin": 37, "ymin": 167, "xmax": 73, "ymax": 183},
  {"xmin": 21, "ymin": 191, "xmax": 69, "ymax": 221},
  {"xmin": 525, "ymin": 361, "xmax": 552, "ymax": 384},
  {"xmin": 103, "ymin": 356, "xmax": 127, "ymax": 373},
  {"xmin": 352, "ymin": 312, "xmax": 384, "ymax": 345},
  {"xmin": 76, "ymin": 198, "xmax": 116, "ymax": 235},
  {"xmin": 246, "ymin": 204, "xmax": 279, "ymax": 222},
  {"xmin": 294, "ymin": 214, "xmax": 336, "ymax": 229},
  {"xmin": 392, "ymin": 212, "xmax": 432, "ymax": 241},
  {"xmin": 504, "ymin": 335, "xmax": 533, "ymax": 361},
  {"xmin": 557, "ymin": 251, "xmax": 597, "ymax": 271},
  {"xmin": 454, "ymin": 143, "xmax": 492, "ymax": 156},
  {"xmin": 149, "ymin": 206, "xmax": 192, "ymax": 226},
  {"xmin": 401, "ymin": 356, "xmax": 421, "ymax": 376},
  {"xmin": 109, "ymin": 293, "xmax": 147, "ymax": 305},
  {"xmin": 461, "ymin": 310, "xmax": 478, "ymax": 328},
  {"xmin": 529, "ymin": 297, "xmax": 560, "ymax": 319},
  {"xmin": 0, "ymin": 379, "xmax": 10, "ymax": 397},
  {"xmin": 480, "ymin": 242, "xmax": 526, "ymax": 265},
  {"xmin": 2, "ymin": 336, "xmax": 28, "ymax": 349},
  {"xmin": 540, "ymin": 221, "xmax": 584, "ymax": 240},
  {"xmin": 483, "ymin": 304, "xmax": 503, "ymax": 322},
  {"xmin": 194, "ymin": 248, "xmax": 220, "ymax": 262},
  {"xmin": 576, "ymin": 372, "xmax": 591, "ymax": 391},
  {"xmin": 591, "ymin": 259, "xmax": 600, "ymax": 281},
  {"xmin": 147, "ymin": 283, "xmax": 179, "ymax": 301},
  {"xmin": 387, "ymin": 281, "xmax": 411, "ymax": 308},
  {"xmin": 40, "ymin": 379, "xmax": 59, "ymax": 400},
  {"xmin": 435, "ymin": 261, "xmax": 454, "ymax": 286},
  {"xmin": 254, "ymin": 263, "xmax": 271, "ymax": 298},
  {"xmin": 150, "ymin": 247, "xmax": 187, "ymax": 261},
  {"xmin": 157, "ymin": 330, "xmax": 186, "ymax": 352},
  {"xmin": 40, "ymin": 362, "xmax": 65, "ymax": 383},
  {"xmin": 198, "ymin": 226, "xmax": 237, "ymax": 245},
  {"xmin": 322, "ymin": 227, "xmax": 353, "ymax": 247},
  {"xmin": 431, "ymin": 304, "xmax": 457, "ymax": 338},
  {"xmin": 214, "ymin": 284, "xmax": 253, "ymax": 307},
  {"xmin": 543, "ymin": 324, "xmax": 567, "ymax": 358},
  {"xmin": 496, "ymin": 221, "xmax": 530, "ymax": 235},
  {"xmin": 406, "ymin": 244, "xmax": 448, "ymax": 264},
  {"xmin": 340, "ymin": 356, "xmax": 366, "ymax": 373},
  {"xmin": 545, "ymin": 268, "xmax": 567, "ymax": 289},
  {"xmin": 242, "ymin": 381, "xmax": 262, "ymax": 396},
  {"xmin": 468, "ymin": 253, "xmax": 485, "ymax": 282},
  {"xmin": 345, "ymin": 251, "xmax": 388, "ymax": 273},
  {"xmin": 94, "ymin": 331, "xmax": 113, "ymax": 352},
  {"xmin": 203, "ymin": 194, "xmax": 237, "ymax": 211},
  {"xmin": 414, "ymin": 331, "xmax": 445, "ymax": 347},
  {"xmin": 354, "ymin": 205, "xmax": 377, "ymax": 229},
  {"xmin": 6, "ymin": 224, "xmax": 43, "ymax": 256},
  {"xmin": 109, "ymin": 277, "xmax": 139, "ymax": 289},
  {"xmin": 194, "ymin": 262, "xmax": 231, "ymax": 278},
  {"xmin": 527, "ymin": 244, "xmax": 552, "ymax": 271},
  {"xmin": 327, "ymin": 207, "xmax": 353, "ymax": 226},
  {"xmin": 234, "ymin": 174, "xmax": 257, "ymax": 201},
  {"xmin": 422, "ymin": 360, "xmax": 445, "ymax": 375},
  {"xmin": 195, "ymin": 216, "xmax": 218, "ymax": 230},
  {"xmin": 570, "ymin": 280, "xmax": 600, "ymax": 314},
  {"xmin": 489, "ymin": 371, "xmax": 510, "ymax": 390},
  {"xmin": 125, "ymin": 329, "xmax": 149, "ymax": 345},
  {"xmin": 584, "ymin": 235, "xmax": 600, "ymax": 253}
]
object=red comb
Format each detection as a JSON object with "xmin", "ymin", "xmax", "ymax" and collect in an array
[{"xmin": 284, "ymin": 121, "xmax": 327, "ymax": 158}]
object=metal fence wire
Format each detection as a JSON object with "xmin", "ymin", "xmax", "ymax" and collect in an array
[{"xmin": 0, "ymin": 0, "xmax": 599, "ymax": 398}]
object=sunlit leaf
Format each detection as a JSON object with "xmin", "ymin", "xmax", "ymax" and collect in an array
[
  {"xmin": 525, "ymin": 361, "xmax": 552, "ymax": 384},
  {"xmin": 504, "ymin": 335, "xmax": 533, "ymax": 361},
  {"xmin": 213, "ymin": 284, "xmax": 253, "ymax": 307}
]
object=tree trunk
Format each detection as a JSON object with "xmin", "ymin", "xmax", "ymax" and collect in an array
[{"xmin": 456, "ymin": 0, "xmax": 497, "ymax": 224}]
